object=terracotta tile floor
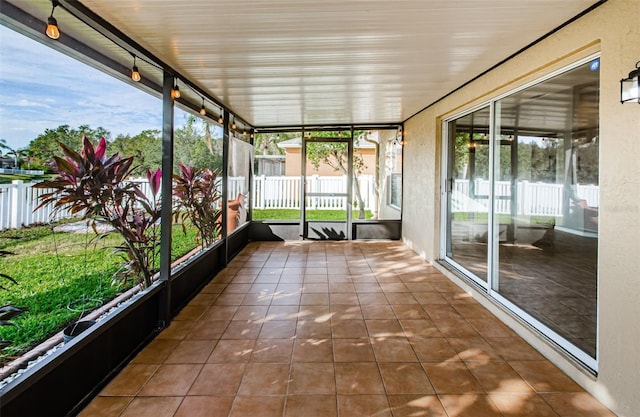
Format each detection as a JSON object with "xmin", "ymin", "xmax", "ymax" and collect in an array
[
  {"xmin": 449, "ymin": 226, "xmax": 598, "ymax": 357},
  {"xmin": 80, "ymin": 241, "xmax": 615, "ymax": 417}
]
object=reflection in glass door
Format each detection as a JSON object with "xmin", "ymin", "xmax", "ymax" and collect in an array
[
  {"xmin": 302, "ymin": 137, "xmax": 352, "ymax": 240},
  {"xmin": 492, "ymin": 61, "xmax": 600, "ymax": 362},
  {"xmin": 444, "ymin": 107, "xmax": 491, "ymax": 283},
  {"xmin": 441, "ymin": 57, "xmax": 600, "ymax": 369}
]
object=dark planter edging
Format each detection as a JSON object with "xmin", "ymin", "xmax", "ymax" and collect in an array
[
  {"xmin": 249, "ymin": 219, "xmax": 402, "ymax": 241},
  {"xmin": 0, "ymin": 281, "xmax": 164, "ymax": 417},
  {"xmin": 0, "ymin": 285, "xmax": 142, "ymax": 381},
  {"xmin": 170, "ymin": 241, "xmax": 226, "ymax": 316},
  {"xmin": 62, "ymin": 320, "xmax": 97, "ymax": 344},
  {"xmin": 0, "ymin": 236, "xmax": 248, "ymax": 417}
]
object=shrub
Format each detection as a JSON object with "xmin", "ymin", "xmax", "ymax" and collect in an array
[
  {"xmin": 172, "ymin": 163, "xmax": 222, "ymax": 247},
  {"xmin": 34, "ymin": 137, "xmax": 161, "ymax": 289}
]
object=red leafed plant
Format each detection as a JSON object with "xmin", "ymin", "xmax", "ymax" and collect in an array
[
  {"xmin": 172, "ymin": 163, "xmax": 222, "ymax": 247},
  {"xmin": 34, "ymin": 136, "xmax": 161, "ymax": 289}
]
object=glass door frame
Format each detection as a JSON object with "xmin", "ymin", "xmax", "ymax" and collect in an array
[
  {"xmin": 439, "ymin": 53, "xmax": 601, "ymax": 371},
  {"xmin": 439, "ymin": 103, "xmax": 496, "ymax": 290},
  {"xmin": 300, "ymin": 129, "xmax": 354, "ymax": 240}
]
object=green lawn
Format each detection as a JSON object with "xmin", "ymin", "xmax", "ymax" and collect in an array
[
  {"xmin": 253, "ymin": 208, "xmax": 373, "ymax": 221},
  {"xmin": 0, "ymin": 222, "xmax": 199, "ymax": 356},
  {"xmin": 0, "ymin": 173, "xmax": 50, "ymax": 184}
]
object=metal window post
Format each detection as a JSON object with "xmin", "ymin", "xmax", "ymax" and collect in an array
[
  {"xmin": 159, "ymin": 70, "xmax": 174, "ymax": 324},
  {"xmin": 222, "ymin": 109, "xmax": 230, "ymax": 263}
]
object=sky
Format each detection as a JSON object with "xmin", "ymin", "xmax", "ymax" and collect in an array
[{"xmin": 0, "ymin": 25, "xmax": 163, "ymax": 150}]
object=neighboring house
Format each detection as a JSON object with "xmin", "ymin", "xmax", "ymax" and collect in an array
[
  {"xmin": 277, "ymin": 136, "xmax": 376, "ymax": 176},
  {"xmin": 0, "ymin": 156, "xmax": 15, "ymax": 169}
]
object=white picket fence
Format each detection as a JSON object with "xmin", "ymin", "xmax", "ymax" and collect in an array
[
  {"xmin": 452, "ymin": 179, "xmax": 599, "ymax": 217},
  {"xmin": 0, "ymin": 179, "xmax": 155, "ymax": 231},
  {"xmin": 0, "ymin": 176, "xmax": 599, "ymax": 230},
  {"xmin": 0, "ymin": 181, "xmax": 72, "ymax": 230},
  {"xmin": 252, "ymin": 175, "xmax": 376, "ymax": 211}
]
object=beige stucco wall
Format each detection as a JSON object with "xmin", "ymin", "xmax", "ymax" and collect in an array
[
  {"xmin": 284, "ymin": 148, "xmax": 376, "ymax": 176},
  {"xmin": 402, "ymin": 0, "xmax": 640, "ymax": 415}
]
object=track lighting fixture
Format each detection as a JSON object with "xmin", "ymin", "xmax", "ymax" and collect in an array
[
  {"xmin": 200, "ymin": 98, "xmax": 206, "ymax": 116},
  {"xmin": 46, "ymin": 0, "xmax": 60, "ymax": 40},
  {"xmin": 171, "ymin": 78, "xmax": 180, "ymax": 100},
  {"xmin": 130, "ymin": 55, "xmax": 141, "ymax": 82}
]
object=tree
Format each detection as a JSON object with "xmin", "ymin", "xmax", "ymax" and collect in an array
[
  {"xmin": 27, "ymin": 125, "xmax": 111, "ymax": 171},
  {"xmin": 111, "ymin": 130, "xmax": 162, "ymax": 176},
  {"xmin": 305, "ymin": 130, "xmax": 368, "ymax": 219},
  {"xmin": 254, "ymin": 132, "xmax": 288, "ymax": 156},
  {"xmin": 173, "ymin": 115, "xmax": 223, "ymax": 172}
]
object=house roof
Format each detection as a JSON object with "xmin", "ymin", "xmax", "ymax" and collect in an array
[{"xmin": 277, "ymin": 137, "xmax": 377, "ymax": 149}]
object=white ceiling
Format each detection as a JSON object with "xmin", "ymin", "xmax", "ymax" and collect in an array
[{"xmin": 6, "ymin": 0, "xmax": 602, "ymax": 127}]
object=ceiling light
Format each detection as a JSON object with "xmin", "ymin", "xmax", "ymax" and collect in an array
[
  {"xmin": 45, "ymin": 0, "xmax": 60, "ymax": 40},
  {"xmin": 171, "ymin": 78, "xmax": 180, "ymax": 100},
  {"xmin": 200, "ymin": 98, "xmax": 206, "ymax": 116},
  {"xmin": 130, "ymin": 55, "xmax": 141, "ymax": 82}
]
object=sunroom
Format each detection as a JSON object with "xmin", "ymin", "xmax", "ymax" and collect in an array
[{"xmin": 0, "ymin": 0, "xmax": 638, "ymax": 416}]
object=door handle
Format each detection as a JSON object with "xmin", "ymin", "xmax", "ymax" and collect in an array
[{"xmin": 446, "ymin": 178, "xmax": 454, "ymax": 193}]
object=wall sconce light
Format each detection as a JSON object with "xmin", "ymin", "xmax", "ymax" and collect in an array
[
  {"xmin": 231, "ymin": 116, "xmax": 236, "ymax": 130},
  {"xmin": 218, "ymin": 110, "xmax": 223, "ymax": 124},
  {"xmin": 621, "ymin": 61, "xmax": 640, "ymax": 103},
  {"xmin": 199, "ymin": 98, "xmax": 206, "ymax": 116},
  {"xmin": 396, "ymin": 126, "xmax": 405, "ymax": 145},
  {"xmin": 171, "ymin": 78, "xmax": 180, "ymax": 100},
  {"xmin": 45, "ymin": 0, "xmax": 60, "ymax": 40},
  {"xmin": 130, "ymin": 55, "xmax": 141, "ymax": 82}
]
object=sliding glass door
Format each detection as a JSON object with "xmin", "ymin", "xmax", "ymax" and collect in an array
[
  {"xmin": 444, "ymin": 106, "xmax": 491, "ymax": 285},
  {"xmin": 442, "ymin": 56, "xmax": 600, "ymax": 368}
]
